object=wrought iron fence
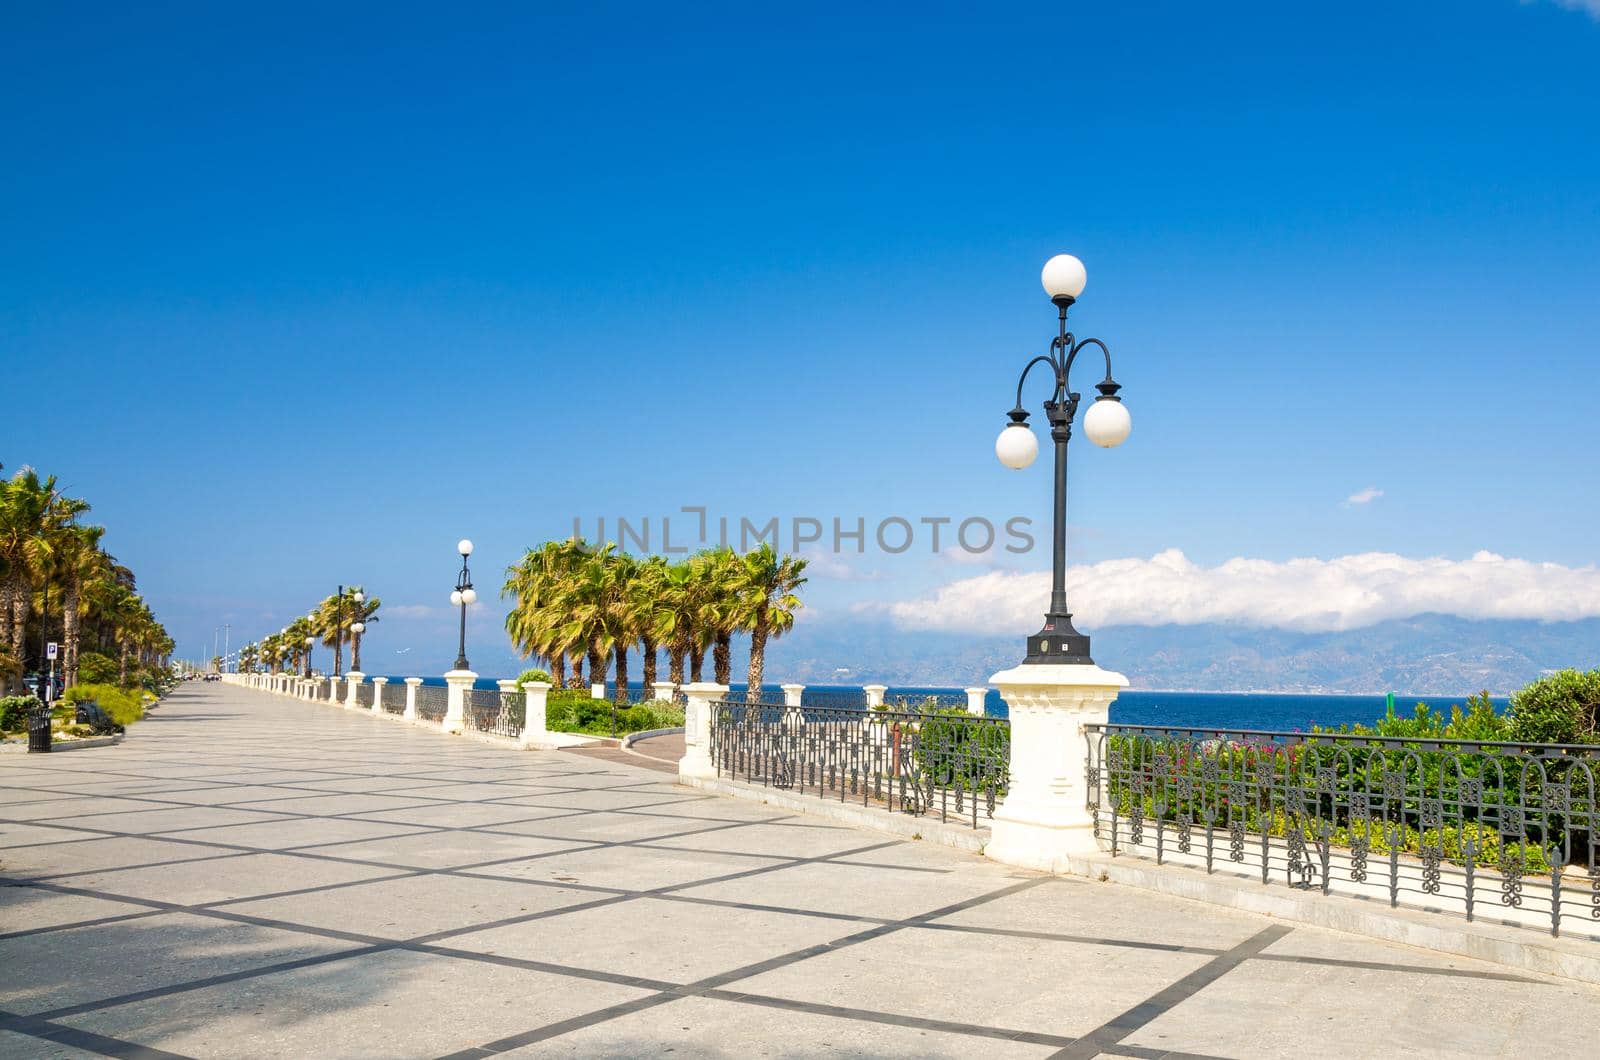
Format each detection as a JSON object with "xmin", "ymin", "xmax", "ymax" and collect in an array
[
  {"xmin": 710, "ymin": 701, "xmax": 1010, "ymax": 830},
  {"xmin": 414, "ymin": 683, "xmax": 448, "ymax": 723},
  {"xmin": 885, "ymin": 691, "xmax": 972, "ymax": 713},
  {"xmin": 382, "ymin": 685, "xmax": 405, "ymax": 714},
  {"xmin": 464, "ymin": 687, "xmax": 524, "ymax": 738},
  {"xmin": 355, "ymin": 682, "xmax": 373, "ymax": 708},
  {"xmin": 1086, "ymin": 723, "xmax": 1600, "ymax": 938},
  {"xmin": 800, "ymin": 689, "xmax": 868, "ymax": 710}
]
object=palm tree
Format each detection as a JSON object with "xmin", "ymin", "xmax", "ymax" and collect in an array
[
  {"xmin": 697, "ymin": 548, "xmax": 744, "ymax": 686},
  {"xmin": 628, "ymin": 555, "xmax": 668, "ymax": 691},
  {"xmin": 0, "ymin": 469, "xmax": 77, "ymax": 692},
  {"xmin": 312, "ymin": 593, "xmax": 345, "ymax": 675},
  {"xmin": 504, "ymin": 538, "xmax": 590, "ymax": 688},
  {"xmin": 57, "ymin": 525, "xmax": 110, "ymax": 689},
  {"xmin": 737, "ymin": 544, "xmax": 807, "ymax": 693}
]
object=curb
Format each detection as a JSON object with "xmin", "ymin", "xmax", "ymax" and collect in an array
[{"xmin": 622, "ymin": 726, "xmax": 684, "ymax": 748}]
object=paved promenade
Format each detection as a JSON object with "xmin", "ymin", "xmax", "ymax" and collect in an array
[{"xmin": 4, "ymin": 685, "xmax": 1600, "ymax": 1058}]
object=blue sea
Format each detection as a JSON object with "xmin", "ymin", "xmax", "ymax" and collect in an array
[{"xmin": 386, "ymin": 676, "xmax": 1507, "ymax": 732}]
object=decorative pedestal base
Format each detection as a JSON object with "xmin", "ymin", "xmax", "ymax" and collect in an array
[{"xmin": 984, "ymin": 662, "xmax": 1127, "ymax": 874}]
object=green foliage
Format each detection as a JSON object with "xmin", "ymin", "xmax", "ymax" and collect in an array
[
  {"xmin": 516, "ymin": 667, "xmax": 551, "ymax": 685},
  {"xmin": 62, "ymin": 683, "xmax": 145, "ymax": 726},
  {"xmin": 542, "ymin": 690, "xmax": 681, "ymax": 736},
  {"xmin": 77, "ymin": 651, "xmax": 117, "ymax": 685},
  {"xmin": 1507, "ymin": 669, "xmax": 1600, "ymax": 744},
  {"xmin": 0, "ymin": 695, "xmax": 41, "ymax": 732}
]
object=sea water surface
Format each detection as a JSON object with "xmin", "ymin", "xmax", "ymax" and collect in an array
[{"xmin": 387, "ymin": 676, "xmax": 1506, "ymax": 732}]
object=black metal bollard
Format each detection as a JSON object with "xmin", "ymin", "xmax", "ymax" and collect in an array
[{"xmin": 27, "ymin": 701, "xmax": 52, "ymax": 753}]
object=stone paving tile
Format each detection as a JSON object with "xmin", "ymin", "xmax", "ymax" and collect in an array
[
  {"xmin": 0, "ymin": 885, "xmax": 156, "ymax": 934},
  {"xmin": 0, "ymin": 823, "xmax": 103, "ymax": 850},
  {"xmin": 671, "ymin": 851, "xmax": 1024, "ymax": 921},
  {"xmin": 467, "ymin": 842, "xmax": 783, "ymax": 892},
  {"xmin": 645, "ymin": 819, "xmax": 869, "ymax": 859},
  {"xmin": 59, "ymin": 948, "xmax": 655, "ymax": 1059},
  {"xmin": 171, "ymin": 815, "xmax": 430, "ymax": 851},
  {"xmin": 0, "ymin": 911, "xmax": 355, "ymax": 1016},
  {"xmin": 1126, "ymin": 929, "xmax": 1600, "ymax": 1060},
  {"xmin": 446, "ymin": 896, "xmax": 864, "ymax": 983},
  {"xmin": 930, "ymin": 875, "xmax": 1268, "ymax": 952},
  {"xmin": 304, "ymin": 829, "xmax": 595, "ymax": 871},
  {"xmin": 221, "ymin": 871, "xmax": 603, "ymax": 940},
  {"xmin": 347, "ymin": 799, "xmax": 582, "ymax": 829},
  {"xmin": 0, "ymin": 1027, "xmax": 99, "ymax": 1059},
  {"xmin": 731, "ymin": 922, "xmax": 1214, "ymax": 1040},
  {"xmin": 501, "ymin": 994, "xmax": 1059, "ymax": 1059},
  {"xmin": 0, "ymin": 835, "xmax": 235, "ymax": 879},
  {"xmin": 50, "ymin": 850, "xmax": 403, "ymax": 906},
  {"xmin": 0, "ymin": 796, "xmax": 104, "ymax": 823},
  {"xmin": 24, "ymin": 804, "xmax": 291, "ymax": 835}
]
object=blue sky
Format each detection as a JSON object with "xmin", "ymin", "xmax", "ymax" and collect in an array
[{"xmin": 4, "ymin": 2, "xmax": 1598, "ymax": 672}]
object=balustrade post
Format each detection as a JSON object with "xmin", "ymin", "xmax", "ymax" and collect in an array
[
  {"xmin": 519, "ymin": 681, "xmax": 552, "ymax": 748},
  {"xmin": 984, "ymin": 663, "xmax": 1127, "ymax": 873},
  {"xmin": 678, "ymin": 682, "xmax": 728, "ymax": 781},
  {"xmin": 590, "ymin": 681, "xmax": 606, "ymax": 700},
  {"xmin": 371, "ymin": 677, "xmax": 388, "ymax": 713},
  {"xmin": 651, "ymin": 681, "xmax": 676, "ymax": 704},
  {"xmin": 781, "ymin": 683, "xmax": 805, "ymax": 707},
  {"xmin": 328, "ymin": 676, "xmax": 340, "ymax": 704},
  {"xmin": 443, "ymin": 669, "xmax": 476, "ymax": 734},
  {"xmin": 404, "ymin": 677, "xmax": 422, "ymax": 720},
  {"xmin": 965, "ymin": 687, "xmax": 989, "ymax": 716},
  {"xmin": 343, "ymin": 672, "xmax": 362, "ymax": 708},
  {"xmin": 864, "ymin": 684, "xmax": 887, "ymax": 709}
]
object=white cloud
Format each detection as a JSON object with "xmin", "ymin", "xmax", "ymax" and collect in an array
[
  {"xmin": 879, "ymin": 549, "xmax": 1600, "ymax": 634},
  {"xmin": 384, "ymin": 604, "xmax": 435, "ymax": 619},
  {"xmin": 1344, "ymin": 487, "xmax": 1384, "ymax": 507},
  {"xmin": 800, "ymin": 549, "xmax": 884, "ymax": 582}
]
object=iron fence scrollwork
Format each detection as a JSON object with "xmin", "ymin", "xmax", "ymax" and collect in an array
[
  {"xmin": 710, "ymin": 700, "xmax": 1009, "ymax": 830},
  {"xmin": 1086, "ymin": 723, "xmax": 1600, "ymax": 938}
]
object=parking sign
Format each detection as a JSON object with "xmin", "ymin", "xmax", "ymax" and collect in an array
[{"xmin": 47, "ymin": 642, "xmax": 58, "ymax": 660}]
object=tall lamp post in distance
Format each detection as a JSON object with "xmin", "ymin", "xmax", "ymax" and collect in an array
[
  {"xmin": 994, "ymin": 253, "xmax": 1131, "ymax": 666},
  {"xmin": 303, "ymin": 634, "xmax": 314, "ymax": 678},
  {"xmin": 450, "ymin": 539, "xmax": 477, "ymax": 671}
]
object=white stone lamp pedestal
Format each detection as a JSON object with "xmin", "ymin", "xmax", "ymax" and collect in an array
[
  {"xmin": 679, "ymin": 682, "xmax": 728, "ymax": 780},
  {"xmin": 985, "ymin": 662, "xmax": 1127, "ymax": 873},
  {"xmin": 443, "ymin": 670, "xmax": 476, "ymax": 735}
]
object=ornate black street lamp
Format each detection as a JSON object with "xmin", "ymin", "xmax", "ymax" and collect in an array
[
  {"xmin": 449, "ymin": 539, "xmax": 477, "ymax": 671},
  {"xmin": 303, "ymin": 634, "xmax": 315, "ymax": 678},
  {"xmin": 995, "ymin": 254, "xmax": 1132, "ymax": 666}
]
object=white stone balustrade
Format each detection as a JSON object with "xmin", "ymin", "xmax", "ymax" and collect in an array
[
  {"xmin": 520, "ymin": 681, "xmax": 552, "ymax": 749},
  {"xmin": 404, "ymin": 677, "xmax": 422, "ymax": 719},
  {"xmin": 678, "ymin": 682, "xmax": 727, "ymax": 780},
  {"xmin": 371, "ymin": 677, "xmax": 387, "ymax": 713}
]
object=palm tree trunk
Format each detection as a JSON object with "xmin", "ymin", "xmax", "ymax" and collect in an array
[
  {"xmin": 641, "ymin": 636, "xmax": 658, "ymax": 690},
  {"xmin": 334, "ymin": 636, "xmax": 343, "ymax": 677},
  {"xmin": 668, "ymin": 643, "xmax": 685, "ymax": 685},
  {"xmin": 713, "ymin": 631, "xmax": 731, "ymax": 685},
  {"xmin": 550, "ymin": 653, "xmax": 566, "ymax": 688},
  {"xmin": 689, "ymin": 643, "xmax": 705, "ymax": 683},
  {"xmin": 63, "ymin": 580, "xmax": 81, "ymax": 688},
  {"xmin": 613, "ymin": 645, "xmax": 629, "ymax": 705},
  {"xmin": 568, "ymin": 650, "xmax": 586, "ymax": 689},
  {"xmin": 10, "ymin": 577, "xmax": 30, "ymax": 688},
  {"xmin": 352, "ymin": 632, "xmax": 361, "ymax": 672},
  {"xmin": 747, "ymin": 614, "xmax": 769, "ymax": 694},
  {"xmin": 587, "ymin": 643, "xmax": 605, "ymax": 690},
  {"xmin": 118, "ymin": 642, "xmax": 129, "ymax": 686},
  {"xmin": 0, "ymin": 579, "xmax": 10, "ymax": 695}
]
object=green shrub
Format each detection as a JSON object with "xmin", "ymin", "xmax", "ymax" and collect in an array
[
  {"xmin": 0, "ymin": 695, "xmax": 41, "ymax": 732},
  {"xmin": 76, "ymin": 651, "xmax": 117, "ymax": 685},
  {"xmin": 63, "ymin": 683, "xmax": 145, "ymax": 727},
  {"xmin": 516, "ymin": 667, "xmax": 552, "ymax": 685},
  {"xmin": 1507, "ymin": 669, "xmax": 1600, "ymax": 744}
]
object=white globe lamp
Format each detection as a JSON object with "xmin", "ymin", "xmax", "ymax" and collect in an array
[
  {"xmin": 995, "ymin": 423, "xmax": 1039, "ymax": 469},
  {"xmin": 1083, "ymin": 398, "xmax": 1132, "ymax": 448},
  {"xmin": 450, "ymin": 590, "xmax": 463, "ymax": 606},
  {"xmin": 461, "ymin": 587, "xmax": 478, "ymax": 605},
  {"xmin": 1041, "ymin": 254, "xmax": 1087, "ymax": 302},
  {"xmin": 457, "ymin": 538, "xmax": 473, "ymax": 557}
]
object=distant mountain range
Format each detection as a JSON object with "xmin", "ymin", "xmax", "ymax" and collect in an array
[{"xmin": 761, "ymin": 613, "xmax": 1600, "ymax": 695}]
